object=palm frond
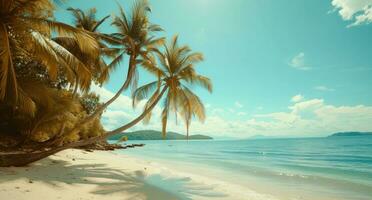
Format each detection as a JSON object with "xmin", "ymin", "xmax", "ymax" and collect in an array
[
  {"xmin": 0, "ymin": 24, "xmax": 18, "ymax": 102},
  {"xmin": 92, "ymin": 15, "xmax": 110, "ymax": 32},
  {"xmin": 27, "ymin": 18, "xmax": 99, "ymax": 58},
  {"xmin": 141, "ymin": 54, "xmax": 165, "ymax": 77},
  {"xmin": 183, "ymin": 73, "xmax": 213, "ymax": 93},
  {"xmin": 11, "ymin": 0, "xmax": 54, "ymax": 16},
  {"xmin": 182, "ymin": 85, "xmax": 206, "ymax": 122},
  {"xmin": 31, "ymin": 32, "xmax": 60, "ymax": 80},
  {"xmin": 107, "ymin": 51, "xmax": 125, "ymax": 73},
  {"xmin": 141, "ymin": 85, "xmax": 161, "ymax": 124},
  {"xmin": 148, "ymin": 24, "xmax": 163, "ymax": 32},
  {"xmin": 132, "ymin": 80, "xmax": 159, "ymax": 107}
]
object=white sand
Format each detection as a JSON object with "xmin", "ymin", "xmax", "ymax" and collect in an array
[{"xmin": 0, "ymin": 149, "xmax": 278, "ymax": 200}]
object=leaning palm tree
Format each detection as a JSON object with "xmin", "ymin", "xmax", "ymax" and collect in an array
[
  {"xmin": 0, "ymin": 0, "xmax": 99, "ymax": 116},
  {"xmin": 128, "ymin": 35, "xmax": 212, "ymax": 139},
  {"xmin": 0, "ymin": 35, "xmax": 212, "ymax": 167},
  {"xmin": 63, "ymin": 35, "xmax": 212, "ymax": 143},
  {"xmin": 42, "ymin": 0, "xmax": 164, "ymax": 148}
]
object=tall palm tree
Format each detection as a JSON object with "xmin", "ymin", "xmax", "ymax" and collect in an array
[
  {"xmin": 0, "ymin": 0, "xmax": 99, "ymax": 115},
  {"xmin": 53, "ymin": 0, "xmax": 164, "ymax": 143},
  {"xmin": 73, "ymin": 0, "xmax": 165, "ymax": 127},
  {"xmin": 50, "ymin": 35, "xmax": 212, "ymax": 149},
  {"xmin": 107, "ymin": 0, "xmax": 165, "ymax": 92},
  {"xmin": 123, "ymin": 35, "xmax": 212, "ymax": 139},
  {"xmin": 0, "ymin": 2, "xmax": 213, "ymax": 167}
]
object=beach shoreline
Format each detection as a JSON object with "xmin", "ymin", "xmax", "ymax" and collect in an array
[{"xmin": 0, "ymin": 149, "xmax": 276, "ymax": 200}]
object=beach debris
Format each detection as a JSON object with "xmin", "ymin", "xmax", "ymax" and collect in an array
[
  {"xmin": 122, "ymin": 144, "xmax": 146, "ymax": 149},
  {"xmin": 28, "ymin": 180, "xmax": 33, "ymax": 183}
]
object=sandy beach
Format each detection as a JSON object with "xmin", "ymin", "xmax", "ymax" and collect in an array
[{"xmin": 0, "ymin": 149, "xmax": 276, "ymax": 200}]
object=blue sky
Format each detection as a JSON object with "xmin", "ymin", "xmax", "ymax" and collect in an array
[{"xmin": 56, "ymin": 0, "xmax": 372, "ymax": 138}]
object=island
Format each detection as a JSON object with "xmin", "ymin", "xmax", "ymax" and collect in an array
[
  {"xmin": 108, "ymin": 130, "xmax": 213, "ymax": 141},
  {"xmin": 328, "ymin": 132, "xmax": 372, "ymax": 137}
]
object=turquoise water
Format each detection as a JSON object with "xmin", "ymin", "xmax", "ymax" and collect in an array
[{"xmin": 116, "ymin": 136, "xmax": 372, "ymax": 200}]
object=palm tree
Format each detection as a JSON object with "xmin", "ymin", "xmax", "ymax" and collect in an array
[
  {"xmin": 0, "ymin": 2, "xmax": 213, "ymax": 167},
  {"xmin": 45, "ymin": 0, "xmax": 164, "ymax": 146},
  {"xmin": 71, "ymin": 0, "xmax": 165, "ymax": 129},
  {"xmin": 106, "ymin": 0, "xmax": 165, "ymax": 92},
  {"xmin": 64, "ymin": 6, "xmax": 120, "ymax": 78},
  {"xmin": 0, "ymin": 35, "xmax": 212, "ymax": 167},
  {"xmin": 67, "ymin": 7, "xmax": 109, "ymax": 34},
  {"xmin": 54, "ymin": 7, "xmax": 116, "ymax": 95},
  {"xmin": 0, "ymin": 0, "xmax": 99, "ymax": 116},
  {"xmin": 126, "ymin": 35, "xmax": 212, "ymax": 139}
]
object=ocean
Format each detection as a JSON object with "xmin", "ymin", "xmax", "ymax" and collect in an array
[{"xmin": 115, "ymin": 136, "xmax": 372, "ymax": 200}]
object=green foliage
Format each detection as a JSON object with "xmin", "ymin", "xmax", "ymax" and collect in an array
[
  {"xmin": 109, "ymin": 130, "xmax": 213, "ymax": 141},
  {"xmin": 80, "ymin": 93, "xmax": 101, "ymax": 114}
]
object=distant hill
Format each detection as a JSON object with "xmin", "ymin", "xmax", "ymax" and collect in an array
[
  {"xmin": 108, "ymin": 130, "xmax": 213, "ymax": 141},
  {"xmin": 328, "ymin": 132, "xmax": 372, "ymax": 137}
]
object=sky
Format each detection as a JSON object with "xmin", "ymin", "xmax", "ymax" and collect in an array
[{"xmin": 55, "ymin": 0, "xmax": 372, "ymax": 138}]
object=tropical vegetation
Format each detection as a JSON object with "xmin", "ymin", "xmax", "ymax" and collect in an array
[{"xmin": 0, "ymin": 0, "xmax": 212, "ymax": 167}]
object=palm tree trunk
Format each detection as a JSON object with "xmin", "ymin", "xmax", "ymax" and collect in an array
[
  {"xmin": 105, "ymin": 85, "xmax": 168, "ymax": 136},
  {"xmin": 186, "ymin": 123, "xmax": 189, "ymax": 140},
  {"xmin": 0, "ymin": 86, "xmax": 168, "ymax": 167},
  {"xmin": 67, "ymin": 55, "xmax": 137, "ymax": 134}
]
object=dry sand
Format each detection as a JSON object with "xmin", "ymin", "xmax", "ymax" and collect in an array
[{"xmin": 0, "ymin": 149, "xmax": 277, "ymax": 200}]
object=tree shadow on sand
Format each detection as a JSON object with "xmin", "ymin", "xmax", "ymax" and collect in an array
[{"xmin": 0, "ymin": 155, "xmax": 228, "ymax": 200}]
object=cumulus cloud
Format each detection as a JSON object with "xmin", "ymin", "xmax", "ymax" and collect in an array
[
  {"xmin": 289, "ymin": 52, "xmax": 310, "ymax": 70},
  {"xmin": 189, "ymin": 98, "xmax": 372, "ymax": 138},
  {"xmin": 91, "ymin": 85, "xmax": 372, "ymax": 139},
  {"xmin": 91, "ymin": 85, "xmax": 162, "ymax": 131},
  {"xmin": 331, "ymin": 0, "xmax": 372, "ymax": 27},
  {"xmin": 291, "ymin": 94, "xmax": 305, "ymax": 103}
]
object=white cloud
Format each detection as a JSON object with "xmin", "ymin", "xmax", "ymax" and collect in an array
[
  {"xmin": 314, "ymin": 85, "xmax": 335, "ymax": 91},
  {"xmin": 235, "ymin": 101, "xmax": 243, "ymax": 108},
  {"xmin": 91, "ymin": 85, "xmax": 162, "ymax": 131},
  {"xmin": 289, "ymin": 99, "xmax": 324, "ymax": 114},
  {"xmin": 291, "ymin": 94, "xmax": 305, "ymax": 103},
  {"xmin": 91, "ymin": 85, "xmax": 372, "ymax": 139},
  {"xmin": 187, "ymin": 98, "xmax": 372, "ymax": 138},
  {"xmin": 331, "ymin": 0, "xmax": 372, "ymax": 27},
  {"xmin": 289, "ymin": 52, "xmax": 310, "ymax": 70},
  {"xmin": 91, "ymin": 84, "xmax": 132, "ymax": 110}
]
